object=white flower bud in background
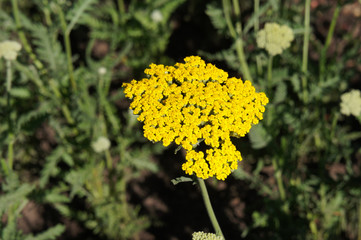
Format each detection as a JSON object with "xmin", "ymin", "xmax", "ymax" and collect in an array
[
  {"xmin": 340, "ymin": 89, "xmax": 361, "ymax": 117},
  {"xmin": 98, "ymin": 67, "xmax": 107, "ymax": 75},
  {"xmin": 151, "ymin": 9, "xmax": 163, "ymax": 23},
  {"xmin": 257, "ymin": 23, "xmax": 294, "ymax": 56},
  {"xmin": 0, "ymin": 40, "xmax": 22, "ymax": 61},
  {"xmin": 92, "ymin": 136, "xmax": 111, "ymax": 153}
]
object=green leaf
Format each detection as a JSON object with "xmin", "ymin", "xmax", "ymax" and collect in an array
[
  {"xmin": 24, "ymin": 224, "xmax": 65, "ymax": 240},
  {"xmin": 171, "ymin": 176, "xmax": 193, "ymax": 185},
  {"xmin": 0, "ymin": 184, "xmax": 34, "ymax": 215},
  {"xmin": 273, "ymin": 82, "xmax": 287, "ymax": 104},
  {"xmin": 9, "ymin": 87, "xmax": 31, "ymax": 99},
  {"xmin": 205, "ymin": 3, "xmax": 227, "ymax": 34},
  {"xmin": 66, "ymin": 0, "xmax": 97, "ymax": 33},
  {"xmin": 248, "ymin": 124, "xmax": 271, "ymax": 149}
]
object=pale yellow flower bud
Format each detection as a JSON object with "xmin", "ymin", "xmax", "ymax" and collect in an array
[
  {"xmin": 192, "ymin": 231, "xmax": 224, "ymax": 240},
  {"xmin": 0, "ymin": 40, "xmax": 22, "ymax": 61},
  {"xmin": 92, "ymin": 136, "xmax": 111, "ymax": 153},
  {"xmin": 340, "ymin": 90, "xmax": 361, "ymax": 117},
  {"xmin": 257, "ymin": 23, "xmax": 294, "ymax": 56}
]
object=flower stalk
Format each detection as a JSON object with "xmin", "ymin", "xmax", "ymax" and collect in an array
[
  {"xmin": 197, "ymin": 178, "xmax": 224, "ymax": 238},
  {"xmin": 222, "ymin": 0, "xmax": 253, "ymax": 82},
  {"xmin": 6, "ymin": 60, "xmax": 14, "ymax": 171},
  {"xmin": 319, "ymin": 4, "xmax": 341, "ymax": 83},
  {"xmin": 302, "ymin": 0, "xmax": 311, "ymax": 103},
  {"xmin": 11, "ymin": 0, "xmax": 44, "ymax": 70},
  {"xmin": 57, "ymin": 5, "xmax": 77, "ymax": 92}
]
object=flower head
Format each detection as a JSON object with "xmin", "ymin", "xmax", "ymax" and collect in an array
[
  {"xmin": 340, "ymin": 89, "xmax": 361, "ymax": 117},
  {"xmin": 151, "ymin": 9, "xmax": 163, "ymax": 23},
  {"xmin": 0, "ymin": 40, "xmax": 22, "ymax": 61},
  {"xmin": 192, "ymin": 231, "xmax": 224, "ymax": 240},
  {"xmin": 123, "ymin": 56, "xmax": 268, "ymax": 180},
  {"xmin": 257, "ymin": 22, "xmax": 294, "ymax": 56},
  {"xmin": 92, "ymin": 136, "xmax": 111, "ymax": 153}
]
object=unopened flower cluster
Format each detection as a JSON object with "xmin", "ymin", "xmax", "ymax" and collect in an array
[
  {"xmin": 123, "ymin": 56, "xmax": 268, "ymax": 180},
  {"xmin": 192, "ymin": 231, "xmax": 224, "ymax": 240},
  {"xmin": 0, "ymin": 40, "xmax": 21, "ymax": 61},
  {"xmin": 257, "ymin": 22, "xmax": 294, "ymax": 56},
  {"xmin": 340, "ymin": 89, "xmax": 361, "ymax": 117}
]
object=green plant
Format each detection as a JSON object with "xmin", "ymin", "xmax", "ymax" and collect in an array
[{"xmin": 0, "ymin": 0, "xmax": 184, "ymax": 239}]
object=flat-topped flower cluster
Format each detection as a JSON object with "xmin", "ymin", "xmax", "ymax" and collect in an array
[{"xmin": 123, "ymin": 56, "xmax": 268, "ymax": 180}]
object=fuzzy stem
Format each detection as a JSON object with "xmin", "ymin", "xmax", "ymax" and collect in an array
[
  {"xmin": 319, "ymin": 4, "xmax": 341, "ymax": 83},
  {"xmin": 302, "ymin": 0, "xmax": 311, "ymax": 103},
  {"xmin": 117, "ymin": 0, "xmax": 125, "ymax": 14},
  {"xmin": 58, "ymin": 6, "xmax": 77, "ymax": 92},
  {"xmin": 222, "ymin": 0, "xmax": 253, "ymax": 82},
  {"xmin": 6, "ymin": 60, "xmax": 14, "ymax": 171},
  {"xmin": 272, "ymin": 158, "xmax": 286, "ymax": 200},
  {"xmin": 267, "ymin": 55, "xmax": 273, "ymax": 91},
  {"xmin": 254, "ymin": 0, "xmax": 262, "ymax": 76},
  {"xmin": 11, "ymin": 0, "xmax": 44, "ymax": 70},
  {"xmin": 197, "ymin": 178, "xmax": 225, "ymax": 238}
]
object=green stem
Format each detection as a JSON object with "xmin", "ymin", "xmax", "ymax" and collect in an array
[
  {"xmin": 11, "ymin": 0, "xmax": 44, "ymax": 70},
  {"xmin": 49, "ymin": 80, "xmax": 75, "ymax": 125},
  {"xmin": 319, "ymin": 4, "xmax": 341, "ymax": 83},
  {"xmin": 267, "ymin": 55, "xmax": 273, "ymax": 91},
  {"xmin": 58, "ymin": 6, "xmax": 77, "ymax": 92},
  {"xmin": 117, "ymin": 0, "xmax": 125, "ymax": 14},
  {"xmin": 358, "ymin": 199, "xmax": 361, "ymax": 240},
  {"xmin": 222, "ymin": 0, "xmax": 253, "ymax": 82},
  {"xmin": 6, "ymin": 60, "xmax": 14, "ymax": 171},
  {"xmin": 272, "ymin": 158, "xmax": 286, "ymax": 200},
  {"xmin": 197, "ymin": 178, "xmax": 224, "ymax": 238},
  {"xmin": 302, "ymin": 0, "xmax": 311, "ymax": 103},
  {"xmin": 254, "ymin": 0, "xmax": 262, "ymax": 76}
]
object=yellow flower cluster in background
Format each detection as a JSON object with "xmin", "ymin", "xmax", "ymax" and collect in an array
[
  {"xmin": 257, "ymin": 22, "xmax": 294, "ymax": 56},
  {"xmin": 123, "ymin": 56, "xmax": 268, "ymax": 180}
]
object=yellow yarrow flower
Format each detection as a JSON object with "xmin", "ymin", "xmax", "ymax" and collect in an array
[
  {"xmin": 257, "ymin": 22, "xmax": 294, "ymax": 56},
  {"xmin": 123, "ymin": 56, "xmax": 268, "ymax": 180}
]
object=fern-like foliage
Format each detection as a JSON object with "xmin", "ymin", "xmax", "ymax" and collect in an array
[{"xmin": 28, "ymin": 24, "xmax": 67, "ymax": 74}]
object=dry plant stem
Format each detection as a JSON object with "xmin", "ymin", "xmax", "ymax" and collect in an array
[
  {"xmin": 319, "ymin": 4, "xmax": 341, "ymax": 83},
  {"xmin": 302, "ymin": 0, "xmax": 311, "ymax": 103},
  {"xmin": 58, "ymin": 6, "xmax": 77, "ymax": 92},
  {"xmin": 197, "ymin": 178, "xmax": 225, "ymax": 238},
  {"xmin": 6, "ymin": 60, "xmax": 14, "ymax": 171},
  {"xmin": 11, "ymin": 0, "xmax": 44, "ymax": 70},
  {"xmin": 222, "ymin": 0, "xmax": 253, "ymax": 82}
]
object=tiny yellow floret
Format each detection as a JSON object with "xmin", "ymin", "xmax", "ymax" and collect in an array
[{"xmin": 123, "ymin": 56, "xmax": 268, "ymax": 180}]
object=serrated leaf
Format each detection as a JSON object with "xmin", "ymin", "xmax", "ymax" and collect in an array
[
  {"xmin": 66, "ymin": 0, "xmax": 97, "ymax": 33},
  {"xmin": 273, "ymin": 82, "xmax": 287, "ymax": 104},
  {"xmin": 248, "ymin": 124, "xmax": 271, "ymax": 149},
  {"xmin": 205, "ymin": 3, "xmax": 227, "ymax": 33},
  {"xmin": 290, "ymin": 74, "xmax": 301, "ymax": 92},
  {"xmin": 24, "ymin": 224, "xmax": 65, "ymax": 240}
]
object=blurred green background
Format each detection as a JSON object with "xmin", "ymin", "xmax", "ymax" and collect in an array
[{"xmin": 1, "ymin": 0, "xmax": 361, "ymax": 239}]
